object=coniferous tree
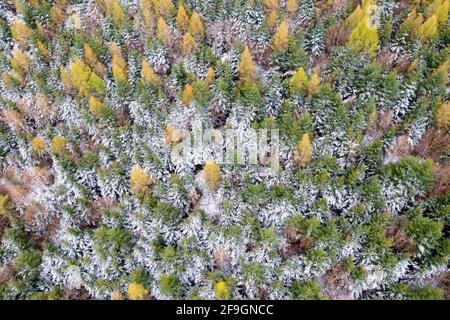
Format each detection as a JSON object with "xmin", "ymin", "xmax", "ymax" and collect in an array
[
  {"xmin": 181, "ymin": 32, "xmax": 197, "ymax": 56},
  {"xmin": 272, "ymin": 21, "xmax": 289, "ymax": 51},
  {"xmin": 188, "ymin": 11, "xmax": 205, "ymax": 39},
  {"xmin": 238, "ymin": 46, "xmax": 256, "ymax": 83},
  {"xmin": 127, "ymin": 283, "xmax": 148, "ymax": 300},
  {"xmin": 176, "ymin": 4, "xmax": 189, "ymax": 32},
  {"xmin": 348, "ymin": 16, "xmax": 378, "ymax": 56},
  {"xmin": 295, "ymin": 133, "xmax": 312, "ymax": 168},
  {"xmin": 204, "ymin": 159, "xmax": 221, "ymax": 190}
]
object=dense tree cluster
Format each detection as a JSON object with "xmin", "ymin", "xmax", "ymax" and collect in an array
[{"xmin": 0, "ymin": 0, "xmax": 448, "ymax": 300}]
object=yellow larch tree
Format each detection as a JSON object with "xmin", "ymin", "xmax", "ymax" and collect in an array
[
  {"xmin": 176, "ymin": 4, "xmax": 189, "ymax": 32},
  {"xmin": 214, "ymin": 280, "xmax": 230, "ymax": 300},
  {"xmin": 10, "ymin": 18, "xmax": 31, "ymax": 47},
  {"xmin": 181, "ymin": 32, "xmax": 197, "ymax": 56},
  {"xmin": 400, "ymin": 10, "xmax": 424, "ymax": 38},
  {"xmin": 347, "ymin": 16, "xmax": 378, "ymax": 56},
  {"xmin": 84, "ymin": 43, "xmax": 106, "ymax": 76},
  {"xmin": 11, "ymin": 49, "xmax": 31, "ymax": 76},
  {"xmin": 182, "ymin": 84, "xmax": 193, "ymax": 105},
  {"xmin": 204, "ymin": 159, "xmax": 221, "ymax": 190},
  {"xmin": 36, "ymin": 40, "xmax": 49, "ymax": 61},
  {"xmin": 286, "ymin": 0, "xmax": 298, "ymax": 15},
  {"xmin": 165, "ymin": 124, "xmax": 182, "ymax": 144},
  {"xmin": 238, "ymin": 46, "xmax": 256, "ymax": 83},
  {"xmin": 204, "ymin": 67, "xmax": 215, "ymax": 85},
  {"xmin": 141, "ymin": 60, "xmax": 160, "ymax": 86},
  {"xmin": 428, "ymin": 0, "xmax": 450, "ymax": 24},
  {"xmin": 52, "ymin": 136, "xmax": 68, "ymax": 156},
  {"xmin": 345, "ymin": 4, "xmax": 364, "ymax": 30},
  {"xmin": 418, "ymin": 14, "xmax": 438, "ymax": 41},
  {"xmin": 88, "ymin": 96, "xmax": 105, "ymax": 118},
  {"xmin": 66, "ymin": 58, "xmax": 106, "ymax": 97},
  {"xmin": 188, "ymin": 11, "xmax": 205, "ymax": 39},
  {"xmin": 263, "ymin": 0, "xmax": 278, "ymax": 12},
  {"xmin": 0, "ymin": 194, "xmax": 10, "ymax": 215},
  {"xmin": 109, "ymin": 42, "xmax": 127, "ymax": 81},
  {"xmin": 105, "ymin": 0, "xmax": 126, "ymax": 26},
  {"xmin": 272, "ymin": 21, "xmax": 289, "ymax": 51},
  {"xmin": 31, "ymin": 137, "xmax": 46, "ymax": 156},
  {"xmin": 308, "ymin": 65, "xmax": 321, "ymax": 95},
  {"xmin": 295, "ymin": 133, "xmax": 312, "ymax": 168},
  {"xmin": 127, "ymin": 283, "xmax": 148, "ymax": 300},
  {"xmin": 157, "ymin": 17, "xmax": 172, "ymax": 45},
  {"xmin": 266, "ymin": 10, "xmax": 278, "ymax": 30},
  {"xmin": 140, "ymin": 0, "xmax": 152, "ymax": 28},
  {"xmin": 153, "ymin": 0, "xmax": 175, "ymax": 18},
  {"xmin": 435, "ymin": 101, "xmax": 450, "ymax": 130},
  {"xmin": 68, "ymin": 58, "xmax": 91, "ymax": 93},
  {"xmin": 290, "ymin": 67, "xmax": 309, "ymax": 93},
  {"xmin": 130, "ymin": 166, "xmax": 154, "ymax": 194}
]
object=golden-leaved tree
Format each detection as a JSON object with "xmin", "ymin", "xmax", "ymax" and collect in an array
[
  {"xmin": 176, "ymin": 4, "xmax": 189, "ymax": 32},
  {"xmin": 88, "ymin": 96, "xmax": 105, "ymax": 118},
  {"xmin": 130, "ymin": 166, "xmax": 154, "ymax": 195},
  {"xmin": 84, "ymin": 43, "xmax": 106, "ymax": 76},
  {"xmin": 141, "ymin": 60, "xmax": 160, "ymax": 86},
  {"xmin": 10, "ymin": 18, "xmax": 31, "ymax": 47},
  {"xmin": 153, "ymin": 0, "xmax": 175, "ymax": 18},
  {"xmin": 295, "ymin": 133, "xmax": 312, "ymax": 168},
  {"xmin": 105, "ymin": 0, "xmax": 126, "ymax": 26},
  {"xmin": 238, "ymin": 46, "xmax": 256, "ymax": 83},
  {"xmin": 66, "ymin": 57, "xmax": 106, "ymax": 97},
  {"xmin": 181, "ymin": 32, "xmax": 197, "ymax": 56},
  {"xmin": 157, "ymin": 17, "xmax": 172, "ymax": 46},
  {"xmin": 418, "ymin": 14, "xmax": 438, "ymax": 41},
  {"xmin": 127, "ymin": 283, "xmax": 148, "ymax": 300},
  {"xmin": 290, "ymin": 67, "xmax": 309, "ymax": 93},
  {"xmin": 347, "ymin": 16, "xmax": 378, "ymax": 56},
  {"xmin": 165, "ymin": 124, "xmax": 182, "ymax": 144},
  {"xmin": 204, "ymin": 159, "xmax": 221, "ymax": 190},
  {"xmin": 286, "ymin": 0, "xmax": 298, "ymax": 15},
  {"xmin": 109, "ymin": 42, "xmax": 127, "ymax": 81},
  {"xmin": 428, "ymin": 0, "xmax": 450, "ymax": 24},
  {"xmin": 214, "ymin": 280, "xmax": 230, "ymax": 300},
  {"xmin": 435, "ymin": 101, "xmax": 450, "ymax": 130},
  {"xmin": 52, "ymin": 136, "xmax": 68, "ymax": 156},
  {"xmin": 266, "ymin": 10, "xmax": 278, "ymax": 30},
  {"xmin": 189, "ymin": 11, "xmax": 205, "ymax": 39},
  {"xmin": 204, "ymin": 67, "xmax": 215, "ymax": 85},
  {"xmin": 272, "ymin": 21, "xmax": 289, "ymax": 51},
  {"xmin": 182, "ymin": 84, "xmax": 193, "ymax": 105},
  {"xmin": 10, "ymin": 49, "xmax": 31, "ymax": 76},
  {"xmin": 31, "ymin": 136, "xmax": 46, "ymax": 156}
]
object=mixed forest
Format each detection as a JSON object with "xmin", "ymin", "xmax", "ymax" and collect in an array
[{"xmin": 0, "ymin": 0, "xmax": 449, "ymax": 300}]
